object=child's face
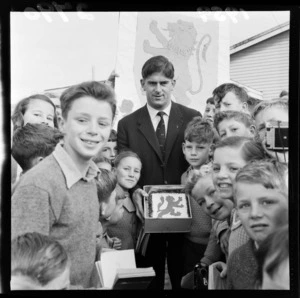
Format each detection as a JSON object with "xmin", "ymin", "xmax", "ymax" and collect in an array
[
  {"xmin": 191, "ymin": 174, "xmax": 234, "ymax": 220},
  {"xmin": 99, "ymin": 189, "xmax": 117, "ymax": 221},
  {"xmin": 255, "ymin": 107, "xmax": 288, "ymax": 142},
  {"xmin": 23, "ymin": 99, "xmax": 55, "ymax": 127},
  {"xmin": 101, "ymin": 141, "xmax": 118, "ymax": 161},
  {"xmin": 217, "ymin": 118, "xmax": 255, "ymax": 140},
  {"xmin": 203, "ymin": 103, "xmax": 215, "ymax": 123},
  {"xmin": 212, "ymin": 146, "xmax": 247, "ymax": 199},
  {"xmin": 115, "ymin": 156, "xmax": 142, "ymax": 190},
  {"xmin": 217, "ymin": 92, "xmax": 247, "ymax": 113},
  {"xmin": 96, "ymin": 162, "xmax": 112, "ymax": 172},
  {"xmin": 182, "ymin": 141, "xmax": 211, "ymax": 169},
  {"xmin": 235, "ymin": 182, "xmax": 288, "ymax": 245},
  {"xmin": 61, "ymin": 96, "xmax": 113, "ymax": 166}
]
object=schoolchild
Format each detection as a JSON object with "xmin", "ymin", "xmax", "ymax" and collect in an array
[
  {"xmin": 11, "ymin": 123, "xmax": 63, "ymax": 193},
  {"xmin": 12, "ymin": 123, "xmax": 63, "ymax": 176},
  {"xmin": 214, "ymin": 110, "xmax": 256, "ymax": 140},
  {"xmin": 252, "ymin": 97, "xmax": 289, "ymax": 163},
  {"xmin": 11, "ymin": 94, "xmax": 59, "ymax": 185},
  {"xmin": 181, "ymin": 117, "xmax": 216, "ymax": 275},
  {"xmin": 107, "ymin": 150, "xmax": 142, "ymax": 250},
  {"xmin": 11, "ymin": 93, "xmax": 59, "ymax": 132},
  {"xmin": 212, "ymin": 83, "xmax": 249, "ymax": 114},
  {"xmin": 203, "ymin": 97, "xmax": 215, "ymax": 124},
  {"xmin": 96, "ymin": 169, "xmax": 123, "ymax": 254},
  {"xmin": 99, "ymin": 128, "xmax": 118, "ymax": 163},
  {"xmin": 227, "ymin": 159, "xmax": 288, "ymax": 289},
  {"xmin": 211, "ymin": 136, "xmax": 271, "ymax": 258},
  {"xmin": 11, "ymin": 232, "xmax": 70, "ymax": 290},
  {"xmin": 11, "ymin": 81, "xmax": 117, "ymax": 288}
]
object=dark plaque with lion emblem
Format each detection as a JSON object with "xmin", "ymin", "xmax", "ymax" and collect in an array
[{"xmin": 143, "ymin": 185, "xmax": 192, "ymax": 233}]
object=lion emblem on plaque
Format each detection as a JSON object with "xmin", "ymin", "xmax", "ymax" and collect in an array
[{"xmin": 143, "ymin": 19, "xmax": 212, "ymax": 106}]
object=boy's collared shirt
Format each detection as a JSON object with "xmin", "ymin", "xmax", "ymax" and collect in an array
[
  {"xmin": 147, "ymin": 101, "xmax": 172, "ymax": 133},
  {"xmin": 53, "ymin": 143, "xmax": 100, "ymax": 189}
]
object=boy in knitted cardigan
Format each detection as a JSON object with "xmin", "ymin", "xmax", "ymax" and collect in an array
[
  {"xmin": 227, "ymin": 159, "xmax": 288, "ymax": 289},
  {"xmin": 11, "ymin": 81, "xmax": 117, "ymax": 288}
]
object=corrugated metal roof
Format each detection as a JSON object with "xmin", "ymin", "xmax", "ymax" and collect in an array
[{"xmin": 230, "ymin": 21, "xmax": 289, "ymax": 55}]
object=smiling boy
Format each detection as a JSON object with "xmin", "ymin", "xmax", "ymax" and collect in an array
[{"xmin": 11, "ymin": 81, "xmax": 116, "ymax": 288}]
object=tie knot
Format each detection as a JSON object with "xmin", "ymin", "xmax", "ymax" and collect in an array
[{"xmin": 157, "ymin": 111, "xmax": 165, "ymax": 118}]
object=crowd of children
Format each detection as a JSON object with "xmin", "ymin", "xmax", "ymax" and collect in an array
[{"xmin": 10, "ymin": 55, "xmax": 291, "ymax": 291}]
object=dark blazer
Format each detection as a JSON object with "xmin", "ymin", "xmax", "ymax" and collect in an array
[{"xmin": 117, "ymin": 102, "xmax": 201, "ymax": 188}]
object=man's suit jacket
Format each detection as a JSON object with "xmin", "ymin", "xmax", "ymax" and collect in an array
[{"xmin": 117, "ymin": 102, "xmax": 201, "ymax": 188}]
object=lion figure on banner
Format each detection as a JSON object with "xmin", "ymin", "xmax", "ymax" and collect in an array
[{"xmin": 143, "ymin": 19, "xmax": 212, "ymax": 105}]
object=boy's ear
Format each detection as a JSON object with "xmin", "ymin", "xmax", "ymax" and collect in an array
[
  {"xmin": 31, "ymin": 156, "xmax": 44, "ymax": 168},
  {"xmin": 242, "ymin": 101, "xmax": 249, "ymax": 113},
  {"xmin": 249, "ymin": 125, "xmax": 256, "ymax": 137},
  {"xmin": 182, "ymin": 142, "xmax": 186, "ymax": 153},
  {"xmin": 171, "ymin": 79, "xmax": 176, "ymax": 89}
]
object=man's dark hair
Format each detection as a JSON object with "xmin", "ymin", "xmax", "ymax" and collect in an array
[{"xmin": 141, "ymin": 55, "xmax": 175, "ymax": 79}]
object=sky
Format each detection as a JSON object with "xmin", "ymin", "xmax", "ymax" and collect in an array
[{"xmin": 10, "ymin": 10, "xmax": 290, "ymax": 105}]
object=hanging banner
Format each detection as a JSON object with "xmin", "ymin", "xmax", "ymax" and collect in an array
[{"xmin": 114, "ymin": 12, "xmax": 229, "ymax": 127}]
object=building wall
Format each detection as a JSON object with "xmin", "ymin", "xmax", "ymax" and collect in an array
[{"xmin": 230, "ymin": 30, "xmax": 289, "ymax": 101}]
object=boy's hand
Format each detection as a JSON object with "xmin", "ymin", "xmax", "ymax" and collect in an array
[
  {"xmin": 112, "ymin": 237, "xmax": 122, "ymax": 250},
  {"xmin": 214, "ymin": 261, "xmax": 227, "ymax": 278},
  {"xmin": 132, "ymin": 188, "xmax": 148, "ymax": 223}
]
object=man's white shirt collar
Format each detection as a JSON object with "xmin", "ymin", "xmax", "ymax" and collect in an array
[{"xmin": 147, "ymin": 102, "xmax": 172, "ymax": 122}]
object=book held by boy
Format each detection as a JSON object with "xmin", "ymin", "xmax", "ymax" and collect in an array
[
  {"xmin": 208, "ymin": 262, "xmax": 227, "ymax": 290},
  {"xmin": 95, "ymin": 249, "xmax": 155, "ymax": 289}
]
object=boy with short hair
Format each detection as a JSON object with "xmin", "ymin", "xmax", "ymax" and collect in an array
[
  {"xmin": 12, "ymin": 123, "xmax": 63, "ymax": 175},
  {"xmin": 203, "ymin": 97, "xmax": 215, "ymax": 124},
  {"xmin": 181, "ymin": 117, "xmax": 216, "ymax": 276},
  {"xmin": 214, "ymin": 110, "xmax": 256, "ymax": 140},
  {"xmin": 213, "ymin": 83, "xmax": 249, "ymax": 113},
  {"xmin": 99, "ymin": 128, "xmax": 118, "ymax": 163},
  {"xmin": 11, "ymin": 81, "xmax": 117, "ymax": 288},
  {"xmin": 226, "ymin": 159, "xmax": 288, "ymax": 289},
  {"xmin": 252, "ymin": 97, "xmax": 288, "ymax": 163}
]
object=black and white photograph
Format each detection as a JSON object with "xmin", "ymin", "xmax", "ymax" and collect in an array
[{"xmin": 1, "ymin": 3, "xmax": 299, "ymax": 295}]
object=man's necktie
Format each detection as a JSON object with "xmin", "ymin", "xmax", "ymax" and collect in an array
[{"xmin": 156, "ymin": 111, "xmax": 166, "ymax": 158}]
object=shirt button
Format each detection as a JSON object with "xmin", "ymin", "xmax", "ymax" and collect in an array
[{"xmin": 164, "ymin": 181, "xmax": 168, "ymax": 184}]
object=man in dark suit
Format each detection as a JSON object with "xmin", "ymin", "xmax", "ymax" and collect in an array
[{"xmin": 117, "ymin": 55, "xmax": 201, "ymax": 290}]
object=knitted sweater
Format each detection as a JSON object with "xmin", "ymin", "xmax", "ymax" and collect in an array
[
  {"xmin": 11, "ymin": 146, "xmax": 100, "ymax": 288},
  {"xmin": 226, "ymin": 239, "xmax": 259, "ymax": 289}
]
